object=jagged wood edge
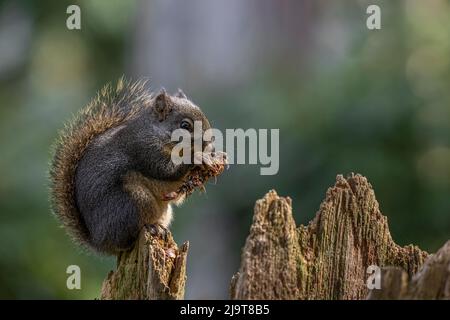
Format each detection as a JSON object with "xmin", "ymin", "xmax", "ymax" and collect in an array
[
  {"xmin": 230, "ymin": 173, "xmax": 429, "ymax": 300},
  {"xmin": 100, "ymin": 229, "xmax": 189, "ymax": 300},
  {"xmin": 368, "ymin": 241, "xmax": 450, "ymax": 299}
]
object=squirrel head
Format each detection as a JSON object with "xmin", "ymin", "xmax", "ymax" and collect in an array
[
  {"xmin": 151, "ymin": 87, "xmax": 211, "ymax": 142},
  {"xmin": 120, "ymin": 88, "xmax": 212, "ymax": 177}
]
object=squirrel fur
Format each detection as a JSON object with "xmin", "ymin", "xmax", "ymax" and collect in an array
[{"xmin": 49, "ymin": 78, "xmax": 212, "ymax": 255}]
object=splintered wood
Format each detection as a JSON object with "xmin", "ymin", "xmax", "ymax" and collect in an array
[
  {"xmin": 100, "ymin": 229, "xmax": 188, "ymax": 300},
  {"xmin": 367, "ymin": 241, "xmax": 450, "ymax": 299},
  {"xmin": 230, "ymin": 174, "xmax": 432, "ymax": 300}
]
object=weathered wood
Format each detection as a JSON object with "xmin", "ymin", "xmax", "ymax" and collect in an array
[
  {"xmin": 230, "ymin": 174, "xmax": 429, "ymax": 299},
  {"xmin": 100, "ymin": 228, "xmax": 188, "ymax": 300},
  {"xmin": 368, "ymin": 241, "xmax": 450, "ymax": 299}
]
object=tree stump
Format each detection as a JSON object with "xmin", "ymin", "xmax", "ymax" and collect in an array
[
  {"xmin": 230, "ymin": 174, "xmax": 429, "ymax": 299},
  {"xmin": 98, "ymin": 173, "xmax": 449, "ymax": 300},
  {"xmin": 100, "ymin": 228, "xmax": 188, "ymax": 300}
]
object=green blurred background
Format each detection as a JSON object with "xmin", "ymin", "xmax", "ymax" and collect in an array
[{"xmin": 0, "ymin": 0, "xmax": 449, "ymax": 299}]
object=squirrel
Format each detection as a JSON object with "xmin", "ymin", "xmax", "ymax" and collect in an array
[{"xmin": 49, "ymin": 78, "xmax": 223, "ymax": 255}]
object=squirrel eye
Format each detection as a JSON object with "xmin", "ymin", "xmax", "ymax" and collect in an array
[{"xmin": 180, "ymin": 118, "xmax": 193, "ymax": 131}]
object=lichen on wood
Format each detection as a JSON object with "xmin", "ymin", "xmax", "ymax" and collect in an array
[
  {"xmin": 230, "ymin": 173, "xmax": 429, "ymax": 300},
  {"xmin": 100, "ymin": 228, "xmax": 188, "ymax": 300}
]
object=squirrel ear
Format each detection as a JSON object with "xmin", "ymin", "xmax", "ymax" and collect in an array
[
  {"xmin": 175, "ymin": 88, "xmax": 187, "ymax": 99},
  {"xmin": 154, "ymin": 88, "xmax": 173, "ymax": 121}
]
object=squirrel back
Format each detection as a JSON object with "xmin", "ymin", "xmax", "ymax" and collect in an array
[{"xmin": 49, "ymin": 79, "xmax": 152, "ymax": 252}]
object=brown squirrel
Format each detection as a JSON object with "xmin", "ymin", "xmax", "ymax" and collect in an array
[{"xmin": 50, "ymin": 78, "xmax": 225, "ymax": 255}]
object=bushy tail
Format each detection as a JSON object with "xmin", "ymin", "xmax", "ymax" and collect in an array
[{"xmin": 49, "ymin": 78, "xmax": 152, "ymax": 248}]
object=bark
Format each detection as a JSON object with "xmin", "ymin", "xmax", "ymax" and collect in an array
[
  {"xmin": 230, "ymin": 173, "xmax": 429, "ymax": 299},
  {"xmin": 100, "ymin": 228, "xmax": 188, "ymax": 300}
]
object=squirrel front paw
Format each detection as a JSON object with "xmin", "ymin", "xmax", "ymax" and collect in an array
[{"xmin": 193, "ymin": 151, "xmax": 227, "ymax": 168}]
